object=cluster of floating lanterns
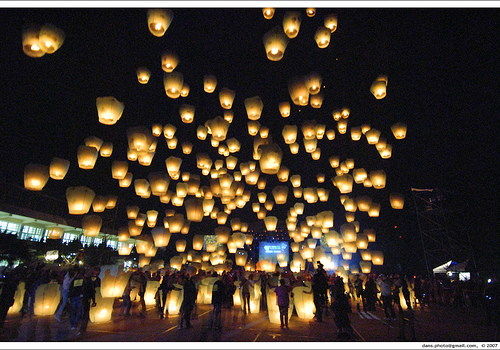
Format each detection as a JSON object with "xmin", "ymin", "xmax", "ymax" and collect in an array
[{"xmin": 22, "ymin": 8, "xmax": 409, "ymax": 277}]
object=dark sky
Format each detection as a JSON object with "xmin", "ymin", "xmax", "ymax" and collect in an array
[{"xmin": 0, "ymin": 6, "xmax": 498, "ymax": 273}]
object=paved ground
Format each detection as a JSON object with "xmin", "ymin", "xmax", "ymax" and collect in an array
[{"xmin": 1, "ymin": 300, "xmax": 498, "ymax": 345}]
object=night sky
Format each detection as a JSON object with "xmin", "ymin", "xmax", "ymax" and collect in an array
[{"xmin": 0, "ymin": 5, "xmax": 498, "ymax": 274}]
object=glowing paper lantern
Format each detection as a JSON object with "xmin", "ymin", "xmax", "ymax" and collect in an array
[
  {"xmin": 49, "ymin": 157, "xmax": 70, "ymax": 180},
  {"xmin": 365, "ymin": 128, "xmax": 381, "ymax": 144},
  {"xmin": 259, "ymin": 143, "xmax": 282, "ymax": 175},
  {"xmin": 22, "ymin": 25, "xmax": 45, "ymax": 58},
  {"xmin": 185, "ymin": 197, "xmax": 204, "ymax": 222},
  {"xmin": 219, "ymin": 87, "xmax": 235, "ymax": 109},
  {"xmin": 82, "ymin": 214, "xmax": 102, "ymax": 237},
  {"xmin": 370, "ymin": 170, "xmax": 387, "ymax": 189},
  {"xmin": 372, "ymin": 251, "xmax": 384, "ymax": 265},
  {"xmin": 34, "ymin": 282, "xmax": 61, "ymax": 316},
  {"xmin": 179, "ymin": 104, "xmax": 195, "ymax": 124},
  {"xmin": 314, "ymin": 26, "xmax": 331, "ymax": 48},
  {"xmin": 8, "ymin": 282, "xmax": 25, "ymax": 315},
  {"xmin": 390, "ymin": 193, "xmax": 405, "ymax": 209},
  {"xmin": 147, "ymin": 9, "xmax": 173, "ymax": 37},
  {"xmin": 24, "ymin": 163, "xmax": 49, "ymax": 191},
  {"xmin": 204, "ymin": 75, "xmax": 217, "ymax": 93},
  {"xmin": 370, "ymin": 75, "xmax": 388, "ymax": 99},
  {"xmin": 90, "ymin": 287, "xmax": 114, "ymax": 323},
  {"xmin": 360, "ymin": 261, "xmax": 372, "ymax": 274},
  {"xmin": 161, "ymin": 51, "xmax": 179, "ymax": 73},
  {"xmin": 368, "ymin": 203, "xmax": 381, "ymax": 217},
  {"xmin": 267, "ymin": 286, "xmax": 294, "ymax": 324},
  {"xmin": 96, "ymin": 96, "xmax": 124, "ymax": 125},
  {"xmin": 206, "ymin": 116, "xmax": 230, "ymax": 141},
  {"xmin": 264, "ymin": 216, "xmax": 278, "ymax": 231},
  {"xmin": 100, "ymin": 142, "xmax": 113, "ymax": 157},
  {"xmin": 272, "ymin": 185, "xmax": 288, "ymax": 204},
  {"xmin": 283, "ymin": 11, "xmax": 301, "ymax": 39},
  {"xmin": 293, "ymin": 286, "xmax": 315, "ymax": 319},
  {"xmin": 262, "ymin": 26, "xmax": 289, "ymax": 61},
  {"xmin": 324, "ymin": 14, "xmax": 338, "ymax": 32},
  {"xmin": 244, "ymin": 96, "xmax": 264, "ymax": 121},
  {"xmin": 99, "ymin": 265, "xmax": 133, "ymax": 298},
  {"xmin": 137, "ymin": 66, "xmax": 151, "ymax": 84},
  {"xmin": 77, "ymin": 145, "xmax": 98, "ymax": 169},
  {"xmin": 164, "ymin": 71, "xmax": 184, "ymax": 98},
  {"xmin": 334, "ymin": 174, "xmax": 354, "ymax": 194},
  {"xmin": 66, "ymin": 186, "xmax": 95, "ymax": 215},
  {"xmin": 288, "ymin": 78, "xmax": 309, "ymax": 106},
  {"xmin": 391, "ymin": 122, "xmax": 407, "ymax": 139},
  {"xmin": 262, "ymin": 8, "xmax": 275, "ymax": 19}
]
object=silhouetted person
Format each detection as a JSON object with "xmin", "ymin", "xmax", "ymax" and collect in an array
[{"xmin": 0, "ymin": 268, "xmax": 20, "ymax": 329}]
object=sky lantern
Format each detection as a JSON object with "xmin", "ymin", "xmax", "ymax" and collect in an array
[
  {"xmin": 33, "ymin": 282, "xmax": 60, "ymax": 316},
  {"xmin": 314, "ymin": 26, "xmax": 331, "ymax": 48},
  {"xmin": 84, "ymin": 136, "xmax": 103, "ymax": 151},
  {"xmin": 180, "ymin": 83, "xmax": 190, "ymax": 97},
  {"xmin": 111, "ymin": 160, "xmax": 128, "ymax": 180},
  {"xmin": 341, "ymin": 223, "xmax": 357, "ymax": 243},
  {"xmin": 204, "ymin": 75, "xmax": 217, "ymax": 93},
  {"xmin": 82, "ymin": 214, "xmax": 102, "ymax": 237},
  {"xmin": 329, "ymin": 156, "xmax": 340, "ymax": 168},
  {"xmin": 337, "ymin": 119, "xmax": 348, "ymax": 134},
  {"xmin": 219, "ymin": 87, "xmax": 235, "ymax": 109},
  {"xmin": 148, "ymin": 171, "xmax": 170, "ymax": 196},
  {"xmin": 38, "ymin": 23, "xmax": 65, "ymax": 54},
  {"xmin": 92, "ymin": 196, "xmax": 107, "ymax": 212},
  {"xmin": 368, "ymin": 202, "xmax": 381, "ymax": 217},
  {"xmin": 134, "ymin": 179, "xmax": 150, "ymax": 197},
  {"xmin": 126, "ymin": 205, "xmax": 140, "ymax": 220},
  {"xmin": 49, "ymin": 157, "xmax": 70, "ymax": 180},
  {"xmin": 23, "ymin": 163, "xmax": 49, "ymax": 191},
  {"xmin": 161, "ymin": 51, "xmax": 179, "ymax": 73},
  {"xmin": 306, "ymin": 8, "xmax": 316, "ymax": 17},
  {"xmin": 288, "ymin": 78, "xmax": 309, "ymax": 106},
  {"xmin": 262, "ymin": 26, "xmax": 289, "ymax": 62},
  {"xmin": 206, "ymin": 116, "xmax": 230, "ymax": 141},
  {"xmin": 351, "ymin": 126, "xmax": 362, "ymax": 141},
  {"xmin": 100, "ymin": 142, "xmax": 113, "ymax": 157},
  {"xmin": 176, "ymin": 239, "xmax": 187, "ymax": 253},
  {"xmin": 128, "ymin": 222, "xmax": 142, "ymax": 237},
  {"xmin": 165, "ymin": 156, "xmax": 182, "ymax": 177},
  {"xmin": 244, "ymin": 96, "xmax": 264, "ymax": 121},
  {"xmin": 96, "ymin": 96, "xmax": 124, "ymax": 125},
  {"xmin": 146, "ymin": 210, "xmax": 159, "ymax": 226},
  {"xmin": 66, "ymin": 186, "xmax": 95, "ymax": 215},
  {"xmin": 279, "ymin": 101, "xmax": 291, "ymax": 117},
  {"xmin": 164, "ymin": 71, "xmax": 183, "ymax": 98},
  {"xmin": 357, "ymin": 195, "xmax": 372, "ymax": 212},
  {"xmin": 372, "ymin": 251, "xmax": 384, "ymax": 265},
  {"xmin": 324, "ymin": 13, "xmax": 338, "ymax": 32},
  {"xmin": 282, "ymin": 125, "xmax": 298, "ymax": 144},
  {"xmin": 326, "ymin": 129, "xmax": 336, "ymax": 140},
  {"xmin": 119, "ymin": 172, "xmax": 133, "ymax": 188},
  {"xmin": 181, "ymin": 142, "xmax": 193, "ymax": 155},
  {"xmin": 391, "ymin": 122, "xmax": 407, "ymax": 139},
  {"xmin": 197, "ymin": 125, "xmax": 208, "ymax": 140},
  {"xmin": 301, "ymin": 120, "xmax": 316, "ymax": 140},
  {"xmin": 379, "ymin": 144, "xmax": 392, "ymax": 159},
  {"xmin": 389, "ymin": 193, "xmax": 405, "ymax": 210},
  {"xmin": 290, "ymin": 174, "xmax": 301, "ymax": 187},
  {"xmin": 365, "ymin": 128, "xmax": 381, "ymax": 144},
  {"xmin": 192, "ymin": 234, "xmax": 204, "ymax": 250},
  {"xmin": 259, "ymin": 143, "xmax": 282, "ymax": 175},
  {"xmin": 356, "ymin": 234, "xmax": 369, "ymax": 250},
  {"xmin": 46, "ymin": 226, "xmax": 64, "ymax": 240},
  {"xmin": 235, "ymin": 249, "xmax": 248, "ymax": 266},
  {"xmin": 272, "ymin": 185, "xmax": 288, "ymax": 204},
  {"xmin": 370, "ymin": 170, "xmax": 387, "ymax": 189},
  {"xmin": 247, "ymin": 121, "xmax": 261, "ymax": 136},
  {"xmin": 137, "ymin": 67, "xmax": 151, "ymax": 84},
  {"xmin": 147, "ymin": 9, "xmax": 173, "ymax": 37},
  {"xmin": 370, "ymin": 75, "xmax": 388, "ymax": 99},
  {"xmin": 303, "ymin": 138, "xmax": 317, "ymax": 153},
  {"xmin": 184, "ymin": 197, "xmax": 204, "ymax": 222},
  {"xmin": 310, "ymin": 93, "xmax": 324, "ymax": 108},
  {"xmin": 22, "ymin": 25, "xmax": 45, "ymax": 58},
  {"xmin": 262, "ymin": 8, "xmax": 275, "ymax": 19},
  {"xmin": 179, "ymin": 104, "xmax": 195, "ymax": 124},
  {"xmin": 315, "ymin": 124, "xmax": 326, "ymax": 139},
  {"xmin": 264, "ymin": 216, "xmax": 278, "ymax": 231},
  {"xmin": 334, "ymin": 174, "xmax": 354, "ymax": 194},
  {"xmin": 283, "ymin": 11, "xmax": 301, "ymax": 39}
]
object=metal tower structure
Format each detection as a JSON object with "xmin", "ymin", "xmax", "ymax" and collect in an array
[{"xmin": 411, "ymin": 188, "xmax": 475, "ymax": 276}]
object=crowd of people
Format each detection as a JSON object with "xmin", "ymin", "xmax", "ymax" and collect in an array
[{"xmin": 0, "ymin": 259, "xmax": 499, "ymax": 340}]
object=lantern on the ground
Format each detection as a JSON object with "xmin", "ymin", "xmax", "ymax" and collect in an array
[
  {"xmin": 99, "ymin": 265, "xmax": 132, "ymax": 298},
  {"xmin": 34, "ymin": 282, "xmax": 61, "ymax": 316},
  {"xmin": 90, "ymin": 287, "xmax": 114, "ymax": 323},
  {"xmin": 24, "ymin": 163, "xmax": 49, "ymax": 191},
  {"xmin": 262, "ymin": 26, "xmax": 289, "ymax": 61},
  {"xmin": 147, "ymin": 9, "xmax": 173, "ymax": 37},
  {"xmin": 293, "ymin": 286, "xmax": 315, "ymax": 319},
  {"xmin": 66, "ymin": 186, "xmax": 95, "ymax": 215},
  {"xmin": 96, "ymin": 96, "xmax": 124, "ymax": 125}
]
